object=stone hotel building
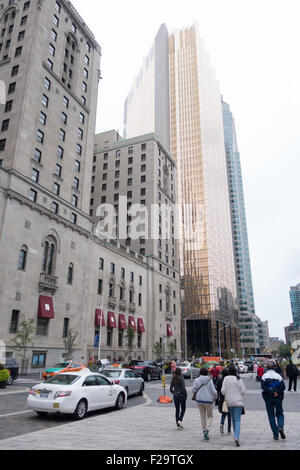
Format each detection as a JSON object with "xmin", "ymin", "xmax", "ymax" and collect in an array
[{"xmin": 0, "ymin": 0, "xmax": 181, "ymax": 371}]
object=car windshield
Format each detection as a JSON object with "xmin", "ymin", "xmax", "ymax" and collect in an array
[
  {"xmin": 49, "ymin": 362, "xmax": 70, "ymax": 369},
  {"xmin": 45, "ymin": 374, "xmax": 79, "ymax": 385},
  {"xmin": 129, "ymin": 361, "xmax": 144, "ymax": 365},
  {"xmin": 101, "ymin": 370, "xmax": 121, "ymax": 378}
]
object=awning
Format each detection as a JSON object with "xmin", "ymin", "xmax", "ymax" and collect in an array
[
  {"xmin": 137, "ymin": 317, "xmax": 145, "ymax": 333},
  {"xmin": 166, "ymin": 323, "xmax": 173, "ymax": 337},
  {"xmin": 107, "ymin": 311, "xmax": 117, "ymax": 328},
  {"xmin": 118, "ymin": 313, "xmax": 127, "ymax": 330},
  {"xmin": 128, "ymin": 315, "xmax": 136, "ymax": 331},
  {"xmin": 95, "ymin": 309, "xmax": 105, "ymax": 327},
  {"xmin": 38, "ymin": 295, "xmax": 55, "ymax": 319}
]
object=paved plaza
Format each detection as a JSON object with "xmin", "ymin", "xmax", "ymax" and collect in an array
[{"xmin": 0, "ymin": 382, "xmax": 300, "ymax": 451}]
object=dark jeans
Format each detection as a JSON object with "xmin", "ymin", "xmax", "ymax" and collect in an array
[
  {"xmin": 220, "ymin": 412, "xmax": 231, "ymax": 431},
  {"xmin": 288, "ymin": 377, "xmax": 297, "ymax": 391},
  {"xmin": 173, "ymin": 395, "xmax": 186, "ymax": 424},
  {"xmin": 263, "ymin": 395, "xmax": 284, "ymax": 438}
]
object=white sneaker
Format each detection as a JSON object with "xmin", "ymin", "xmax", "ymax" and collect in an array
[
  {"xmin": 220, "ymin": 425, "xmax": 224, "ymax": 434},
  {"xmin": 178, "ymin": 420, "xmax": 183, "ymax": 429}
]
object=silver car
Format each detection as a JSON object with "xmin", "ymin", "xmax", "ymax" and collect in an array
[
  {"xmin": 101, "ymin": 368, "xmax": 145, "ymax": 397},
  {"xmin": 177, "ymin": 362, "xmax": 201, "ymax": 379}
]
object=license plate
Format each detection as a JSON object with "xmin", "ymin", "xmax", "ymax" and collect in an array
[
  {"xmin": 40, "ymin": 393, "xmax": 49, "ymax": 398},
  {"xmin": 53, "ymin": 403, "xmax": 59, "ymax": 408}
]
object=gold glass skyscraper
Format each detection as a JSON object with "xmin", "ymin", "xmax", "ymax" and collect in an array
[{"xmin": 124, "ymin": 22, "xmax": 241, "ymax": 357}]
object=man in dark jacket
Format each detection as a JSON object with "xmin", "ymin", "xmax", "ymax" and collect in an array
[
  {"xmin": 286, "ymin": 360, "xmax": 298, "ymax": 391},
  {"xmin": 261, "ymin": 362, "xmax": 286, "ymax": 440}
]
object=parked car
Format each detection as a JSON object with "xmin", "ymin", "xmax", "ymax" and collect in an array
[
  {"xmin": 244, "ymin": 361, "xmax": 254, "ymax": 372},
  {"xmin": 177, "ymin": 362, "xmax": 201, "ymax": 379},
  {"xmin": 42, "ymin": 361, "xmax": 87, "ymax": 380},
  {"xmin": 27, "ymin": 370, "xmax": 127, "ymax": 419},
  {"xmin": 127, "ymin": 360, "xmax": 162, "ymax": 381},
  {"xmin": 101, "ymin": 368, "xmax": 144, "ymax": 397},
  {"xmin": 5, "ymin": 358, "xmax": 19, "ymax": 385},
  {"xmin": 237, "ymin": 361, "xmax": 248, "ymax": 373}
]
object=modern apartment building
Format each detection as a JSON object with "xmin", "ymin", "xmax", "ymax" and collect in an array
[
  {"xmin": 222, "ymin": 99, "xmax": 262, "ymax": 354},
  {"xmin": 124, "ymin": 22, "xmax": 241, "ymax": 356},
  {"xmin": 0, "ymin": 0, "xmax": 180, "ymax": 371}
]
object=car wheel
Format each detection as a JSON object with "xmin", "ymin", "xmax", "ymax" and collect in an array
[
  {"xmin": 146, "ymin": 372, "xmax": 151, "ymax": 382},
  {"xmin": 36, "ymin": 411, "xmax": 48, "ymax": 417},
  {"xmin": 138, "ymin": 383, "xmax": 144, "ymax": 396},
  {"xmin": 115, "ymin": 393, "xmax": 125, "ymax": 410},
  {"xmin": 74, "ymin": 399, "xmax": 88, "ymax": 420},
  {"xmin": 7, "ymin": 376, "xmax": 13, "ymax": 386}
]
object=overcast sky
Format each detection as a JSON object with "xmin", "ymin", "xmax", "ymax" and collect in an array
[{"xmin": 72, "ymin": 0, "xmax": 300, "ymax": 340}]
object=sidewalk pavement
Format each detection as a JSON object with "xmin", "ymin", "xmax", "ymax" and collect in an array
[{"xmin": 0, "ymin": 392, "xmax": 299, "ymax": 450}]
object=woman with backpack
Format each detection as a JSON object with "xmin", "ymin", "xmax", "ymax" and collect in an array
[
  {"xmin": 221, "ymin": 364, "xmax": 246, "ymax": 447},
  {"xmin": 192, "ymin": 367, "xmax": 218, "ymax": 441},
  {"xmin": 169, "ymin": 367, "xmax": 187, "ymax": 429}
]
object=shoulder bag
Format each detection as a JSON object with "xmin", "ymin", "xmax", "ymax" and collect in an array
[{"xmin": 192, "ymin": 382, "xmax": 205, "ymax": 401}]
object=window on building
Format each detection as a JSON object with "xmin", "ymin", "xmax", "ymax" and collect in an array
[
  {"xmin": 63, "ymin": 318, "xmax": 69, "ymax": 338},
  {"xmin": 9, "ymin": 310, "xmax": 20, "ymax": 334},
  {"xmin": 67, "ymin": 263, "xmax": 73, "ymax": 285},
  {"xmin": 18, "ymin": 246, "xmax": 27, "ymax": 270},
  {"xmin": 29, "ymin": 189, "xmax": 37, "ymax": 202}
]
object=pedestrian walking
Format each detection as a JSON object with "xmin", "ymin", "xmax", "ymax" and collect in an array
[
  {"xmin": 216, "ymin": 368, "xmax": 231, "ymax": 434},
  {"xmin": 274, "ymin": 361, "xmax": 283, "ymax": 378},
  {"xmin": 286, "ymin": 360, "xmax": 298, "ymax": 391},
  {"xmin": 171, "ymin": 360, "xmax": 177, "ymax": 375},
  {"xmin": 253, "ymin": 362, "xmax": 258, "ymax": 381},
  {"xmin": 210, "ymin": 364, "xmax": 220, "ymax": 387},
  {"xmin": 169, "ymin": 367, "xmax": 187, "ymax": 430},
  {"xmin": 261, "ymin": 362, "xmax": 286, "ymax": 440},
  {"xmin": 192, "ymin": 367, "xmax": 217, "ymax": 441},
  {"xmin": 221, "ymin": 364, "xmax": 246, "ymax": 447},
  {"xmin": 257, "ymin": 363, "xmax": 264, "ymax": 382}
]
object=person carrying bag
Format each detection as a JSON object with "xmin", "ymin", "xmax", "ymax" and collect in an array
[{"xmin": 192, "ymin": 368, "xmax": 218, "ymax": 441}]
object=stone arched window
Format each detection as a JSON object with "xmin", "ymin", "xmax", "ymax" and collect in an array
[
  {"xmin": 42, "ymin": 235, "xmax": 58, "ymax": 275},
  {"xmin": 62, "ymin": 31, "xmax": 79, "ymax": 90}
]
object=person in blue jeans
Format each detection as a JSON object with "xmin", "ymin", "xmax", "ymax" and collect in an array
[
  {"xmin": 221, "ymin": 365, "xmax": 246, "ymax": 447},
  {"xmin": 170, "ymin": 367, "xmax": 187, "ymax": 429},
  {"xmin": 261, "ymin": 362, "xmax": 286, "ymax": 440},
  {"xmin": 216, "ymin": 368, "xmax": 231, "ymax": 434}
]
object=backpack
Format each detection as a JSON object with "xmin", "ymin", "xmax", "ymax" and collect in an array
[{"xmin": 266, "ymin": 378, "xmax": 282, "ymax": 395}]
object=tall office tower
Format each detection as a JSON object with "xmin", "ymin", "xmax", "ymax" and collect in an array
[
  {"xmin": 124, "ymin": 24, "xmax": 170, "ymax": 150},
  {"xmin": 124, "ymin": 22, "xmax": 241, "ymax": 356},
  {"xmin": 222, "ymin": 99, "xmax": 260, "ymax": 354},
  {"xmin": 290, "ymin": 284, "xmax": 300, "ymax": 330}
]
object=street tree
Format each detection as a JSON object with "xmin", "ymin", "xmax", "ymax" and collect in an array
[
  {"xmin": 63, "ymin": 329, "xmax": 78, "ymax": 360},
  {"xmin": 9, "ymin": 316, "xmax": 35, "ymax": 373}
]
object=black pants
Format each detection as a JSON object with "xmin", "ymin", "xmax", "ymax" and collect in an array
[
  {"xmin": 288, "ymin": 377, "xmax": 297, "ymax": 391},
  {"xmin": 173, "ymin": 395, "xmax": 186, "ymax": 424}
]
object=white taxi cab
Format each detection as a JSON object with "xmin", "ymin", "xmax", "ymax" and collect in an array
[{"xmin": 27, "ymin": 369, "xmax": 127, "ymax": 419}]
